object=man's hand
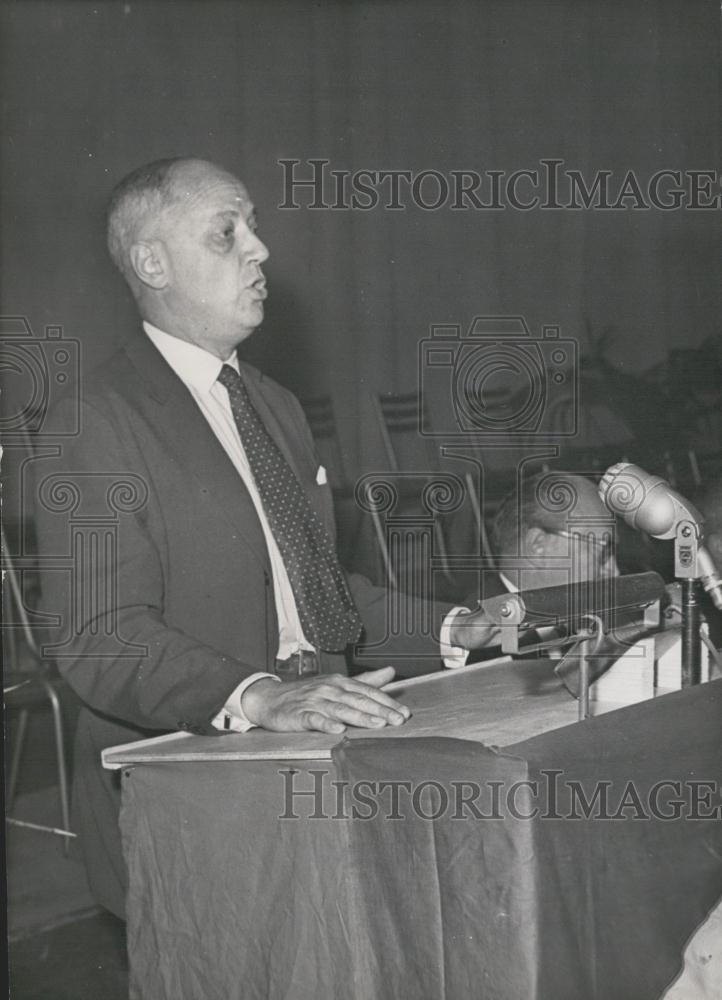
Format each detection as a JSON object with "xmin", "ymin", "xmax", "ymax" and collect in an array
[
  {"xmin": 240, "ymin": 665, "xmax": 410, "ymax": 735},
  {"xmin": 448, "ymin": 607, "xmax": 500, "ymax": 651}
]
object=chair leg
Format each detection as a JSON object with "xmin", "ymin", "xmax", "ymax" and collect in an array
[
  {"xmin": 370, "ymin": 508, "xmax": 399, "ymax": 589},
  {"xmin": 42, "ymin": 680, "xmax": 72, "ymax": 855},
  {"xmin": 7, "ymin": 708, "xmax": 29, "ymax": 809},
  {"xmin": 433, "ymin": 521, "xmax": 454, "ymax": 582},
  {"xmin": 344, "ymin": 502, "xmax": 370, "ymax": 577},
  {"xmin": 465, "ymin": 473, "xmax": 496, "ymax": 566}
]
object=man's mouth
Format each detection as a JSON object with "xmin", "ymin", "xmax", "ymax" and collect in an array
[{"xmin": 249, "ymin": 276, "xmax": 267, "ymax": 300}]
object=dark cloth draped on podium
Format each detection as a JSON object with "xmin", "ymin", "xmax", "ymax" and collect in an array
[
  {"xmin": 333, "ymin": 681, "xmax": 722, "ymax": 1000},
  {"xmin": 120, "ymin": 680, "xmax": 721, "ymax": 1000}
]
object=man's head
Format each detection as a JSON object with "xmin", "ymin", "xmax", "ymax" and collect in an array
[
  {"xmin": 491, "ymin": 470, "xmax": 619, "ymax": 591},
  {"xmin": 107, "ymin": 158, "xmax": 269, "ymax": 359}
]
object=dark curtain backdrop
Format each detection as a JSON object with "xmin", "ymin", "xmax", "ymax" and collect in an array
[{"xmin": 1, "ymin": 0, "xmax": 719, "ymax": 476}]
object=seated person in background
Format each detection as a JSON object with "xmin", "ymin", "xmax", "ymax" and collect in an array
[
  {"xmin": 488, "ymin": 470, "xmax": 619, "ymax": 594},
  {"xmin": 446, "ymin": 470, "xmax": 619, "ymax": 664}
]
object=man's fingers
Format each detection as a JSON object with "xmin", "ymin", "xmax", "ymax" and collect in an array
[
  {"xmin": 300, "ymin": 710, "xmax": 346, "ymax": 735},
  {"xmin": 305, "ymin": 698, "xmax": 400, "ymax": 731},
  {"xmin": 297, "ymin": 686, "xmax": 407, "ymax": 728},
  {"xmin": 325, "ymin": 690, "xmax": 406, "ymax": 726},
  {"xmin": 354, "ymin": 666, "xmax": 396, "ymax": 688},
  {"xmin": 245, "ymin": 671, "xmax": 411, "ymax": 733},
  {"xmin": 348, "ymin": 667, "xmax": 411, "ymax": 719},
  {"xmin": 450, "ymin": 610, "xmax": 500, "ymax": 650},
  {"xmin": 340, "ymin": 675, "xmax": 411, "ymax": 719},
  {"xmin": 324, "ymin": 700, "xmax": 392, "ymax": 729}
]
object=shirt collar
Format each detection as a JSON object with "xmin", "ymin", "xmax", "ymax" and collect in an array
[{"xmin": 143, "ymin": 321, "xmax": 240, "ymax": 394}]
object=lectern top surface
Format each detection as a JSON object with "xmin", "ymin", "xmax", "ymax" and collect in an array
[{"xmin": 102, "ymin": 658, "xmax": 579, "ymax": 768}]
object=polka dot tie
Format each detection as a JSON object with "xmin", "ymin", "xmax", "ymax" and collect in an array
[{"xmin": 218, "ymin": 364, "xmax": 362, "ymax": 652}]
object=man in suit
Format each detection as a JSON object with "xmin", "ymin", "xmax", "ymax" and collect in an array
[{"xmin": 34, "ymin": 157, "xmax": 487, "ymax": 917}]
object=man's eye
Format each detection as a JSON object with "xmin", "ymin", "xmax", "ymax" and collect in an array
[{"xmin": 213, "ymin": 227, "xmax": 235, "ymax": 248}]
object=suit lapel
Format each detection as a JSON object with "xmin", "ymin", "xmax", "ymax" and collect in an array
[{"xmin": 123, "ymin": 334, "xmax": 272, "ymax": 575}]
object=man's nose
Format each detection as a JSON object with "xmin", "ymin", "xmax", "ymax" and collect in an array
[{"xmin": 247, "ymin": 233, "xmax": 269, "ymax": 263}]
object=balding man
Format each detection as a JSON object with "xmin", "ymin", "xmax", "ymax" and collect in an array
[
  {"xmin": 34, "ymin": 158, "xmax": 486, "ymax": 917},
  {"xmin": 490, "ymin": 470, "xmax": 619, "ymax": 593}
]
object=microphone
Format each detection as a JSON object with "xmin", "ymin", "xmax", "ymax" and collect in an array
[
  {"xmin": 480, "ymin": 571, "xmax": 665, "ymax": 639},
  {"xmin": 599, "ymin": 463, "xmax": 722, "ymax": 610}
]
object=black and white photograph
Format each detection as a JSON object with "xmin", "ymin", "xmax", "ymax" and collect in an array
[{"xmin": 2, "ymin": 1, "xmax": 721, "ymax": 998}]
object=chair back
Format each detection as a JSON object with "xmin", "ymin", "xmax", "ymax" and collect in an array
[{"xmin": 370, "ymin": 391, "xmax": 442, "ymax": 473}]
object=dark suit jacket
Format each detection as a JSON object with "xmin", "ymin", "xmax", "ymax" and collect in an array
[{"xmin": 34, "ymin": 330, "xmax": 448, "ymax": 916}]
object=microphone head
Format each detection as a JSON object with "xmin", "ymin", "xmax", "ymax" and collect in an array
[
  {"xmin": 598, "ymin": 462, "xmax": 632, "ymax": 506},
  {"xmin": 598, "ymin": 462, "xmax": 675, "ymax": 535},
  {"xmin": 599, "ymin": 464, "xmax": 720, "ymax": 589},
  {"xmin": 599, "ymin": 462, "xmax": 701, "ymax": 538}
]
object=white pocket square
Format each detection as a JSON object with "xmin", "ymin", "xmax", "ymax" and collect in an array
[{"xmin": 316, "ymin": 465, "xmax": 328, "ymax": 485}]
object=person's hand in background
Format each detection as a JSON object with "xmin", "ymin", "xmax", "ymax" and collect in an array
[{"xmin": 448, "ymin": 607, "xmax": 500, "ymax": 651}]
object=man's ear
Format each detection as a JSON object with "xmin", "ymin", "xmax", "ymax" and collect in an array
[
  {"xmin": 524, "ymin": 526, "xmax": 549, "ymax": 559},
  {"xmin": 129, "ymin": 240, "xmax": 169, "ymax": 290}
]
